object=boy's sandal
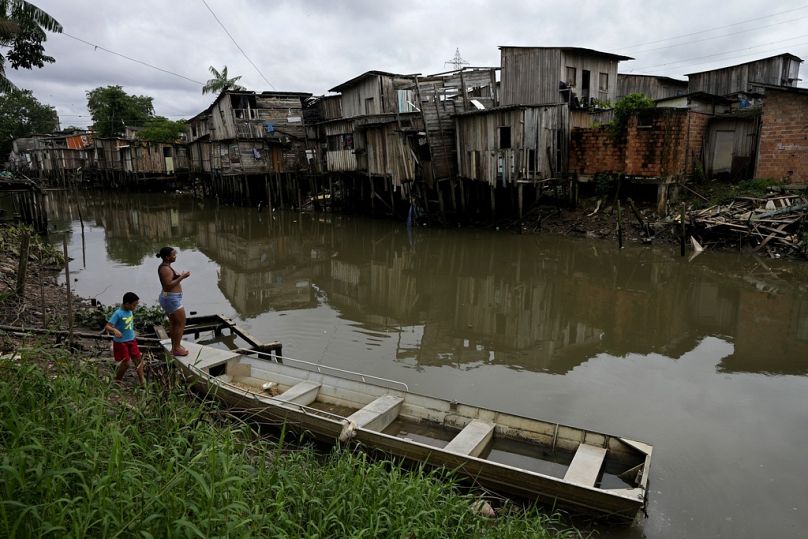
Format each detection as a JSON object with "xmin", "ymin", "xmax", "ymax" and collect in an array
[{"xmin": 172, "ymin": 348, "xmax": 189, "ymax": 357}]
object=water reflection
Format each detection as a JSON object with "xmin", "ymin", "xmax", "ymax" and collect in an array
[{"xmin": 49, "ymin": 191, "xmax": 808, "ymax": 376}]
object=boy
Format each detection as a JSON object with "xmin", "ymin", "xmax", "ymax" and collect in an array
[{"xmin": 105, "ymin": 292, "xmax": 145, "ymax": 386}]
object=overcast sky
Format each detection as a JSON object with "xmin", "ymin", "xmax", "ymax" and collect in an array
[{"xmin": 9, "ymin": 0, "xmax": 808, "ymax": 129}]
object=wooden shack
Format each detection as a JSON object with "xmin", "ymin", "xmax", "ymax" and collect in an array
[
  {"xmin": 321, "ymin": 71, "xmax": 425, "ymax": 214},
  {"xmin": 499, "ymin": 47, "xmax": 633, "ymax": 107},
  {"xmin": 686, "ymin": 53, "xmax": 802, "ymax": 96},
  {"xmin": 412, "ymin": 67, "xmax": 499, "ymax": 182},
  {"xmin": 617, "ymin": 74, "xmax": 688, "ymax": 100},
  {"xmin": 185, "ymin": 90, "xmax": 312, "ymax": 204},
  {"xmin": 455, "ymin": 104, "xmax": 569, "ymax": 217}
]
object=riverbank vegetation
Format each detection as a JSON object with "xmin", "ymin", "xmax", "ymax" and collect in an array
[
  {"xmin": 0, "ymin": 348, "xmax": 581, "ymax": 538},
  {"xmin": 0, "ymin": 224, "xmax": 583, "ymax": 538}
]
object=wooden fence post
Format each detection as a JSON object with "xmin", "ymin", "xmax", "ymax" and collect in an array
[{"xmin": 15, "ymin": 230, "xmax": 30, "ymax": 298}]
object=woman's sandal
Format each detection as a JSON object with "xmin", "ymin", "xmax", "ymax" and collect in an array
[{"xmin": 172, "ymin": 348, "xmax": 189, "ymax": 357}]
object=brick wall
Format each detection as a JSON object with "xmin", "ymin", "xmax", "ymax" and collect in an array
[
  {"xmin": 569, "ymin": 110, "xmax": 711, "ymax": 178},
  {"xmin": 569, "ymin": 127, "xmax": 625, "ymax": 175},
  {"xmin": 756, "ymin": 89, "xmax": 808, "ymax": 183}
]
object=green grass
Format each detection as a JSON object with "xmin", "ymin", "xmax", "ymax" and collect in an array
[{"xmin": 0, "ymin": 349, "xmax": 582, "ymax": 538}]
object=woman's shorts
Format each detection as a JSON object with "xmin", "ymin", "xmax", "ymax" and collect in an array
[{"xmin": 158, "ymin": 291, "xmax": 183, "ymax": 315}]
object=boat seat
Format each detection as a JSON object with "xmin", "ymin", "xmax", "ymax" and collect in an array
[
  {"xmin": 443, "ymin": 420, "xmax": 495, "ymax": 457},
  {"xmin": 177, "ymin": 341, "xmax": 241, "ymax": 371},
  {"xmin": 564, "ymin": 444, "xmax": 607, "ymax": 487},
  {"xmin": 347, "ymin": 395, "xmax": 404, "ymax": 431},
  {"xmin": 274, "ymin": 381, "xmax": 321, "ymax": 406}
]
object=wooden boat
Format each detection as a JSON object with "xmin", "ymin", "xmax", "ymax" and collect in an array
[{"xmin": 162, "ymin": 330, "xmax": 652, "ymax": 520}]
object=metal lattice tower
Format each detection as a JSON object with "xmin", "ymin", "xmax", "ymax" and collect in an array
[{"xmin": 444, "ymin": 48, "xmax": 469, "ymax": 71}]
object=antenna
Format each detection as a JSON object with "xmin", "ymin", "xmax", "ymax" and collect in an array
[{"xmin": 444, "ymin": 48, "xmax": 469, "ymax": 71}]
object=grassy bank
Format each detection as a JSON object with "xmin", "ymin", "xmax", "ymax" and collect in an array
[{"xmin": 0, "ymin": 347, "xmax": 581, "ymax": 538}]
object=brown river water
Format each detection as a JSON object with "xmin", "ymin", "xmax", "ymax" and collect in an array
[{"xmin": 50, "ymin": 192, "xmax": 807, "ymax": 538}]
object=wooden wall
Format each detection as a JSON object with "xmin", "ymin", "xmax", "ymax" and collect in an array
[
  {"xmin": 501, "ymin": 48, "xmax": 623, "ymax": 106},
  {"xmin": 501, "ymin": 48, "xmax": 561, "ymax": 106},
  {"xmin": 365, "ymin": 125, "xmax": 417, "ymax": 185},
  {"xmin": 456, "ymin": 104, "xmax": 568, "ymax": 185},
  {"xmin": 416, "ymin": 69, "xmax": 498, "ymax": 180},
  {"xmin": 689, "ymin": 55, "xmax": 801, "ymax": 95},
  {"xmin": 560, "ymin": 50, "xmax": 621, "ymax": 104},
  {"xmin": 617, "ymin": 75, "xmax": 687, "ymax": 100}
]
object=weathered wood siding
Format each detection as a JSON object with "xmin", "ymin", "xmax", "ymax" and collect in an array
[
  {"xmin": 323, "ymin": 120, "xmax": 358, "ymax": 172},
  {"xmin": 570, "ymin": 109, "xmax": 614, "ymax": 129},
  {"xmin": 561, "ymin": 50, "xmax": 620, "ymax": 104},
  {"xmin": 501, "ymin": 48, "xmax": 562, "ymax": 105},
  {"xmin": 341, "ymin": 76, "xmax": 387, "ymax": 117},
  {"xmin": 365, "ymin": 125, "xmax": 417, "ymax": 185},
  {"xmin": 617, "ymin": 75, "xmax": 687, "ymax": 100},
  {"xmin": 124, "ymin": 143, "xmax": 188, "ymax": 175},
  {"xmin": 456, "ymin": 105, "xmax": 568, "ymax": 185},
  {"xmin": 501, "ymin": 48, "xmax": 622, "ymax": 106},
  {"xmin": 416, "ymin": 69, "xmax": 498, "ymax": 180},
  {"xmin": 209, "ymin": 140, "xmax": 278, "ymax": 175},
  {"xmin": 688, "ymin": 55, "xmax": 802, "ymax": 95},
  {"xmin": 189, "ymin": 140, "xmax": 212, "ymax": 173},
  {"xmin": 95, "ymin": 139, "xmax": 125, "ymax": 172}
]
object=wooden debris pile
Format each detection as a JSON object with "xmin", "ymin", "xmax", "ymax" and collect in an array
[{"xmin": 690, "ymin": 194, "xmax": 807, "ymax": 257}]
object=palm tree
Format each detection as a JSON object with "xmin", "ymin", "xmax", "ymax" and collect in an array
[
  {"xmin": 0, "ymin": 0, "xmax": 62, "ymax": 93},
  {"xmin": 202, "ymin": 65, "xmax": 245, "ymax": 95}
]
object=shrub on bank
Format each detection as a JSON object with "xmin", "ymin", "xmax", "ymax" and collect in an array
[{"xmin": 0, "ymin": 350, "xmax": 580, "ymax": 538}]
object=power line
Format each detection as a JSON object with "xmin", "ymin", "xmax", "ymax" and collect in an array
[
  {"xmin": 615, "ymin": 5, "xmax": 808, "ymax": 51},
  {"xmin": 61, "ymin": 32, "xmax": 204, "ymax": 86},
  {"xmin": 625, "ymin": 34, "xmax": 808, "ymax": 73},
  {"xmin": 630, "ymin": 15, "xmax": 808, "ymax": 56},
  {"xmin": 200, "ymin": 0, "xmax": 275, "ymax": 90}
]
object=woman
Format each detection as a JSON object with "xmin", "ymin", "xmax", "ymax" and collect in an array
[{"xmin": 157, "ymin": 246, "xmax": 191, "ymax": 356}]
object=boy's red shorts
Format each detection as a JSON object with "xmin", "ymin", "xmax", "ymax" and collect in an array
[{"xmin": 113, "ymin": 340, "xmax": 141, "ymax": 362}]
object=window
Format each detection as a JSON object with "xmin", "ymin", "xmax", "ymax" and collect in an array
[
  {"xmin": 327, "ymin": 134, "xmax": 354, "ymax": 151},
  {"xmin": 566, "ymin": 67, "xmax": 577, "ymax": 87},
  {"xmin": 527, "ymin": 149, "xmax": 536, "ymax": 174},
  {"xmin": 498, "ymin": 126, "xmax": 511, "ymax": 149},
  {"xmin": 599, "ymin": 73, "xmax": 609, "ymax": 92},
  {"xmin": 364, "ymin": 97, "xmax": 375, "ymax": 114}
]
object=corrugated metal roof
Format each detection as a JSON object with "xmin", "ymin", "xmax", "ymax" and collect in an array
[{"xmin": 498, "ymin": 46, "xmax": 633, "ymax": 61}]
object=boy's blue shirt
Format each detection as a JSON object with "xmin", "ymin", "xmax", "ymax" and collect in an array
[{"xmin": 108, "ymin": 308, "xmax": 135, "ymax": 343}]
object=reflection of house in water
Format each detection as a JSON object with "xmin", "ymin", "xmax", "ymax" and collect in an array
[
  {"xmin": 321, "ymin": 230, "xmax": 808, "ymax": 376},
  {"xmin": 47, "ymin": 192, "xmax": 199, "ymax": 265},
  {"xmin": 195, "ymin": 218, "xmax": 317, "ymax": 316},
  {"xmin": 719, "ymin": 289, "xmax": 808, "ymax": 375}
]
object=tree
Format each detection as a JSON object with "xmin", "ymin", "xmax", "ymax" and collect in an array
[
  {"xmin": 136, "ymin": 116, "xmax": 185, "ymax": 143},
  {"xmin": 202, "ymin": 65, "xmax": 244, "ymax": 95},
  {"xmin": 0, "ymin": 1, "xmax": 62, "ymax": 93},
  {"xmin": 0, "ymin": 87, "xmax": 58, "ymax": 160},
  {"xmin": 86, "ymin": 86, "xmax": 154, "ymax": 138}
]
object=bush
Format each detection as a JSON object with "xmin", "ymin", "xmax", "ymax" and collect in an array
[{"xmin": 609, "ymin": 93, "xmax": 655, "ymax": 140}]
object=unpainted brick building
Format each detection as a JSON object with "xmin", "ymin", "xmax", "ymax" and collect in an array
[{"xmin": 755, "ymin": 86, "xmax": 808, "ymax": 184}]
